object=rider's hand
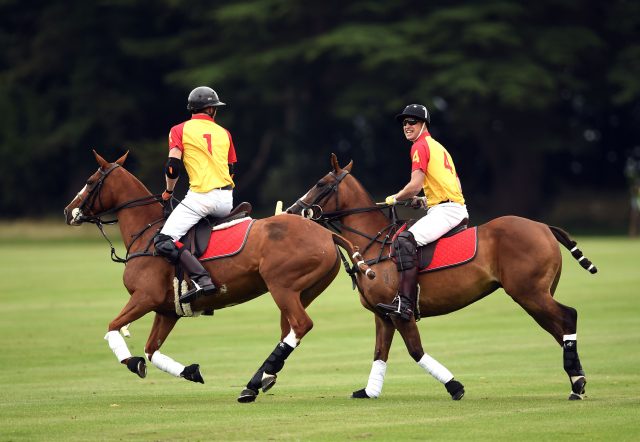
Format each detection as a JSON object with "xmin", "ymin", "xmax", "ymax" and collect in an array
[
  {"xmin": 162, "ymin": 189, "xmax": 173, "ymax": 201},
  {"xmin": 410, "ymin": 196, "xmax": 427, "ymax": 209},
  {"xmin": 385, "ymin": 195, "xmax": 397, "ymax": 205}
]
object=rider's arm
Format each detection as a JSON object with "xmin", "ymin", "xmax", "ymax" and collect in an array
[
  {"xmin": 165, "ymin": 148, "xmax": 183, "ymax": 193},
  {"xmin": 389, "ymin": 169, "xmax": 425, "ymax": 202}
]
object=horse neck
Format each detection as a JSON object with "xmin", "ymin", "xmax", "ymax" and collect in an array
[
  {"xmin": 111, "ymin": 171, "xmax": 163, "ymax": 251},
  {"xmin": 338, "ymin": 177, "xmax": 393, "ymax": 258}
]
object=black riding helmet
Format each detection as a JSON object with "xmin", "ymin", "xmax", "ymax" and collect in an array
[
  {"xmin": 187, "ymin": 86, "xmax": 226, "ymax": 112},
  {"xmin": 395, "ymin": 104, "xmax": 430, "ymax": 127}
]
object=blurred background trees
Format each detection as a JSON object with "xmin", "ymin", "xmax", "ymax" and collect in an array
[{"xmin": 1, "ymin": 0, "xmax": 639, "ymax": 231}]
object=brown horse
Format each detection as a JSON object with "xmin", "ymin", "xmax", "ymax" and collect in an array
[
  {"xmin": 287, "ymin": 154, "xmax": 597, "ymax": 400},
  {"xmin": 64, "ymin": 151, "xmax": 373, "ymax": 403}
]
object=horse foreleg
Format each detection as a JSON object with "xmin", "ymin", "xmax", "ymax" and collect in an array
[
  {"xmin": 352, "ymin": 314, "xmax": 395, "ymax": 399},
  {"xmin": 104, "ymin": 296, "xmax": 154, "ymax": 378},
  {"xmin": 238, "ymin": 288, "xmax": 311, "ymax": 403},
  {"xmin": 393, "ymin": 318, "xmax": 465, "ymax": 400},
  {"xmin": 142, "ymin": 312, "xmax": 203, "ymax": 384}
]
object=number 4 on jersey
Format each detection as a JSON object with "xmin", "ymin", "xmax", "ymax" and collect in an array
[{"xmin": 443, "ymin": 153, "xmax": 453, "ymax": 173}]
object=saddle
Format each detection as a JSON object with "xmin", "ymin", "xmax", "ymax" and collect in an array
[
  {"xmin": 417, "ymin": 218, "xmax": 469, "ymax": 269},
  {"xmin": 392, "ymin": 218, "xmax": 469, "ymax": 270},
  {"xmin": 179, "ymin": 202, "xmax": 252, "ymax": 259}
]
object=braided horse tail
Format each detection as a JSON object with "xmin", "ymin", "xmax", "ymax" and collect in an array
[
  {"xmin": 331, "ymin": 233, "xmax": 376, "ymax": 280},
  {"xmin": 549, "ymin": 226, "xmax": 598, "ymax": 274}
]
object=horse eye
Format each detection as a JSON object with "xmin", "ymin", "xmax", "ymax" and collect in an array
[
  {"xmin": 315, "ymin": 181, "xmax": 326, "ymax": 188},
  {"xmin": 86, "ymin": 180, "xmax": 94, "ymax": 185}
]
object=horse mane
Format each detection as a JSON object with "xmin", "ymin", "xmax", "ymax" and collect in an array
[{"xmin": 116, "ymin": 164, "xmax": 155, "ymax": 198}]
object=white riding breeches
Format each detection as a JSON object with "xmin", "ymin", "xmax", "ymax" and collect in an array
[
  {"xmin": 408, "ymin": 202, "xmax": 469, "ymax": 246},
  {"xmin": 161, "ymin": 188, "xmax": 233, "ymax": 240}
]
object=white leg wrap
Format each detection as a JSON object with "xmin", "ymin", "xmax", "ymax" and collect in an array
[
  {"xmin": 563, "ymin": 334, "xmax": 577, "ymax": 341},
  {"xmin": 149, "ymin": 351, "xmax": 185, "ymax": 377},
  {"xmin": 282, "ymin": 329, "xmax": 298, "ymax": 349},
  {"xmin": 364, "ymin": 360, "xmax": 387, "ymax": 398},
  {"xmin": 418, "ymin": 353, "xmax": 454, "ymax": 384},
  {"xmin": 104, "ymin": 331, "xmax": 132, "ymax": 362}
]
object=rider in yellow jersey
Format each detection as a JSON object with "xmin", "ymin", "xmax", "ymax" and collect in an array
[
  {"xmin": 154, "ymin": 86, "xmax": 237, "ymax": 301},
  {"xmin": 378, "ymin": 104, "xmax": 469, "ymax": 321}
]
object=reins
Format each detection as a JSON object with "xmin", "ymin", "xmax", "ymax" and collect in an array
[
  {"xmin": 74, "ymin": 163, "xmax": 165, "ymax": 264},
  {"xmin": 292, "ymin": 170, "xmax": 407, "ymax": 268}
]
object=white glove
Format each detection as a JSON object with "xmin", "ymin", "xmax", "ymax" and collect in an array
[{"xmin": 385, "ymin": 195, "xmax": 397, "ymax": 205}]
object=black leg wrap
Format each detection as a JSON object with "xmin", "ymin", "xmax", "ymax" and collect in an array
[
  {"xmin": 126, "ymin": 357, "xmax": 147, "ymax": 379},
  {"xmin": 180, "ymin": 364, "xmax": 204, "ymax": 384},
  {"xmin": 246, "ymin": 342, "xmax": 295, "ymax": 392},
  {"xmin": 264, "ymin": 342, "xmax": 295, "ymax": 375},
  {"xmin": 563, "ymin": 340, "xmax": 585, "ymax": 377}
]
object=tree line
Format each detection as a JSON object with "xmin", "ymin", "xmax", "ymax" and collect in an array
[{"xmin": 1, "ymin": 0, "xmax": 639, "ymax": 229}]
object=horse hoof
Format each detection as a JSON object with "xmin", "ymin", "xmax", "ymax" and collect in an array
[
  {"xmin": 126, "ymin": 357, "xmax": 147, "ymax": 379},
  {"xmin": 181, "ymin": 364, "xmax": 204, "ymax": 384},
  {"xmin": 351, "ymin": 388, "xmax": 371, "ymax": 399},
  {"xmin": 568, "ymin": 392, "xmax": 584, "ymax": 400},
  {"xmin": 445, "ymin": 379, "xmax": 465, "ymax": 400},
  {"xmin": 261, "ymin": 373, "xmax": 277, "ymax": 393},
  {"xmin": 237, "ymin": 388, "xmax": 258, "ymax": 403}
]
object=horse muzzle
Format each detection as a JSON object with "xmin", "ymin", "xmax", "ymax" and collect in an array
[{"xmin": 65, "ymin": 207, "xmax": 85, "ymax": 226}]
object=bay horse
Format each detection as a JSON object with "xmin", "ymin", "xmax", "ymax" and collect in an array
[
  {"xmin": 63, "ymin": 151, "xmax": 373, "ymax": 403},
  {"xmin": 287, "ymin": 154, "xmax": 597, "ymax": 400}
]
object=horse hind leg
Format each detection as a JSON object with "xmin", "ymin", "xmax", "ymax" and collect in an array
[
  {"xmin": 511, "ymin": 290, "xmax": 587, "ymax": 400},
  {"xmin": 238, "ymin": 287, "xmax": 312, "ymax": 403}
]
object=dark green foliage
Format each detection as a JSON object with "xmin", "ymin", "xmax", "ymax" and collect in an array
[{"xmin": 1, "ymin": 0, "xmax": 638, "ymax": 223}]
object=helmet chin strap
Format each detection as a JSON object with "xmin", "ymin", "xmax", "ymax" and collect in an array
[{"xmin": 409, "ymin": 122, "xmax": 426, "ymax": 142}]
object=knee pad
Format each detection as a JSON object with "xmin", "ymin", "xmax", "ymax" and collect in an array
[
  {"xmin": 393, "ymin": 231, "xmax": 417, "ymax": 271},
  {"xmin": 154, "ymin": 234, "xmax": 181, "ymax": 264}
]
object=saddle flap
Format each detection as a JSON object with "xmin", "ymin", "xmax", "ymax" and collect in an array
[{"xmin": 418, "ymin": 226, "xmax": 478, "ymax": 272}]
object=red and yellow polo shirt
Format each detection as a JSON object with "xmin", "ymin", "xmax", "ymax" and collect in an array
[
  {"xmin": 168, "ymin": 114, "xmax": 237, "ymax": 193},
  {"xmin": 410, "ymin": 131, "xmax": 464, "ymax": 207}
]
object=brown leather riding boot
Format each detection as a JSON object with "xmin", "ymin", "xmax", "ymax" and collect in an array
[
  {"xmin": 178, "ymin": 250, "xmax": 216, "ymax": 303},
  {"xmin": 377, "ymin": 267, "xmax": 419, "ymax": 321}
]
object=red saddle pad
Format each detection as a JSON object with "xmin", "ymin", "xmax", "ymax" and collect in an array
[
  {"xmin": 200, "ymin": 219, "xmax": 255, "ymax": 261},
  {"xmin": 420, "ymin": 227, "xmax": 478, "ymax": 273}
]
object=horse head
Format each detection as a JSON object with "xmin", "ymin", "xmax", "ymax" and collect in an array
[
  {"xmin": 64, "ymin": 150, "xmax": 130, "ymax": 225},
  {"xmin": 286, "ymin": 153, "xmax": 354, "ymax": 219}
]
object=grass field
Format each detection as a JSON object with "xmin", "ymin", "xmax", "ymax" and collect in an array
[{"xmin": 0, "ymin": 224, "xmax": 639, "ymax": 441}]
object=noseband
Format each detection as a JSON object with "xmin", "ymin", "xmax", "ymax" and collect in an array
[
  {"xmin": 291, "ymin": 169, "xmax": 350, "ymax": 220},
  {"xmin": 74, "ymin": 163, "xmax": 122, "ymax": 222}
]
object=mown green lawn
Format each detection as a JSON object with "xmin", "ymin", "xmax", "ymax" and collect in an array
[{"xmin": 0, "ymin": 226, "xmax": 638, "ymax": 441}]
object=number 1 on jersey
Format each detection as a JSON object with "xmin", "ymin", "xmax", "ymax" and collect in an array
[{"xmin": 203, "ymin": 133, "xmax": 212, "ymax": 155}]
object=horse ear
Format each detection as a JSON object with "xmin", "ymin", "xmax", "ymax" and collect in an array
[
  {"xmin": 115, "ymin": 150, "xmax": 129, "ymax": 166},
  {"xmin": 93, "ymin": 150, "xmax": 109, "ymax": 169},
  {"xmin": 330, "ymin": 153, "xmax": 340, "ymax": 172},
  {"xmin": 344, "ymin": 160, "xmax": 353, "ymax": 172}
]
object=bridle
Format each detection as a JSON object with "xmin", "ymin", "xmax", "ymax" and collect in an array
[
  {"xmin": 288, "ymin": 169, "xmax": 403, "ymax": 266},
  {"xmin": 71, "ymin": 163, "xmax": 164, "ymax": 263}
]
